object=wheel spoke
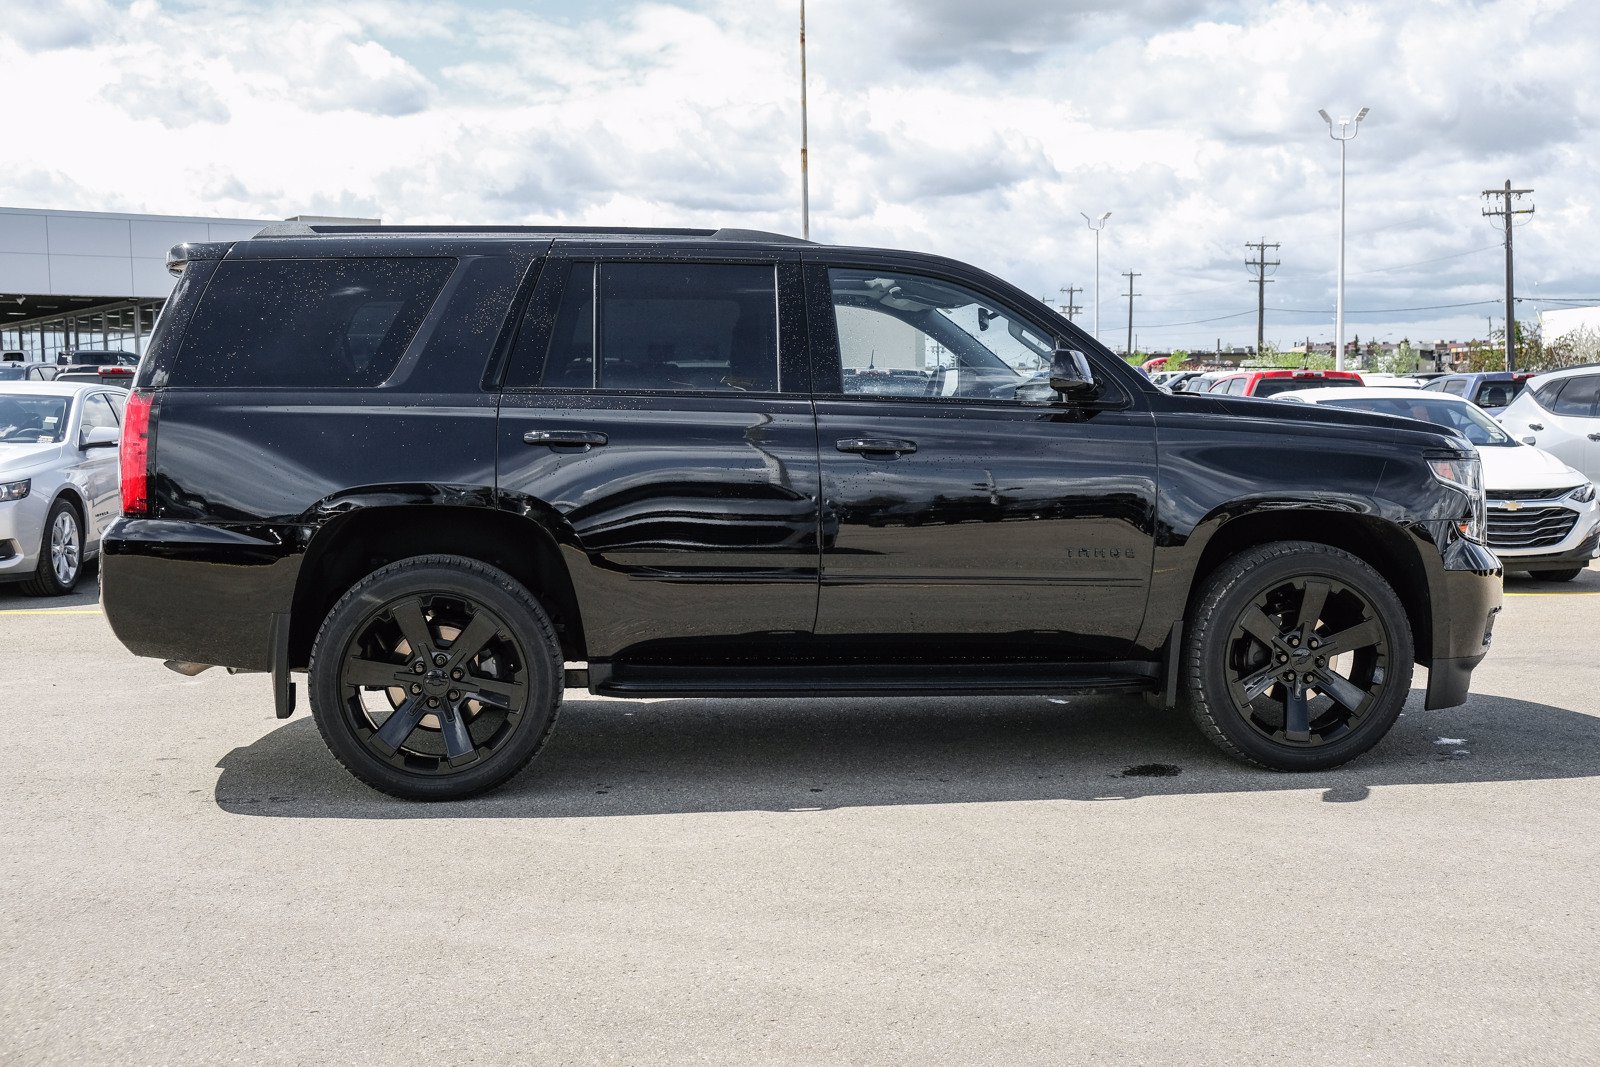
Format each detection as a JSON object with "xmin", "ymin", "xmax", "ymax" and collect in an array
[
  {"xmin": 390, "ymin": 598, "xmax": 434, "ymax": 660},
  {"xmin": 1296, "ymin": 580, "xmax": 1330, "ymax": 634},
  {"xmin": 1319, "ymin": 617, "xmax": 1382, "ymax": 658},
  {"xmin": 1314, "ymin": 667, "xmax": 1369, "ymax": 713},
  {"xmin": 1238, "ymin": 605, "xmax": 1285, "ymax": 649},
  {"xmin": 1283, "ymin": 686, "xmax": 1311, "ymax": 742},
  {"xmin": 444, "ymin": 611, "xmax": 499, "ymax": 670},
  {"xmin": 371, "ymin": 697, "xmax": 428, "ymax": 756},
  {"xmin": 344, "ymin": 657, "xmax": 413, "ymax": 689},
  {"xmin": 1239, "ymin": 663, "xmax": 1281, "ymax": 702},
  {"xmin": 466, "ymin": 672, "xmax": 528, "ymax": 711},
  {"xmin": 438, "ymin": 706, "xmax": 478, "ymax": 765}
]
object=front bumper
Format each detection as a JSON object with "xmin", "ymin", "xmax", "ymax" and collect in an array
[
  {"xmin": 1424, "ymin": 535, "xmax": 1503, "ymax": 711},
  {"xmin": 1488, "ymin": 495, "xmax": 1600, "ymax": 572},
  {"xmin": 0, "ymin": 492, "xmax": 49, "ymax": 577},
  {"xmin": 1493, "ymin": 523, "xmax": 1600, "ymax": 571}
]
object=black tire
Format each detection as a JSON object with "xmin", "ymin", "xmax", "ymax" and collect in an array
[
  {"xmin": 308, "ymin": 554, "xmax": 563, "ymax": 800},
  {"xmin": 1528, "ymin": 567, "xmax": 1584, "ymax": 582},
  {"xmin": 1181, "ymin": 540, "xmax": 1414, "ymax": 771},
  {"xmin": 19, "ymin": 497, "xmax": 84, "ymax": 597}
]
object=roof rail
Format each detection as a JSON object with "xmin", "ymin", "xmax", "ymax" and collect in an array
[{"xmin": 250, "ymin": 223, "xmax": 812, "ymax": 244}]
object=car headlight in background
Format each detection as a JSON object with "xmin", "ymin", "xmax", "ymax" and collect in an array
[
  {"xmin": 1426, "ymin": 451, "xmax": 1485, "ymax": 542},
  {"xmin": 0, "ymin": 478, "xmax": 30, "ymax": 502},
  {"xmin": 1568, "ymin": 481, "xmax": 1597, "ymax": 504}
]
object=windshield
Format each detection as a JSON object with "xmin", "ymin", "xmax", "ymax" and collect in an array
[
  {"xmin": 1323, "ymin": 396, "xmax": 1515, "ymax": 446},
  {"xmin": 0, "ymin": 395, "xmax": 70, "ymax": 443},
  {"xmin": 0, "ymin": 366, "xmax": 23, "ymax": 381}
]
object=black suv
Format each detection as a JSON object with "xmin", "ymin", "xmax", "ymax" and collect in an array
[{"xmin": 102, "ymin": 225, "xmax": 1502, "ymax": 799}]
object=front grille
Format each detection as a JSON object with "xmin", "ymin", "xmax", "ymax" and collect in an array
[
  {"xmin": 1487, "ymin": 504, "xmax": 1579, "ymax": 549},
  {"xmin": 1485, "ymin": 486, "xmax": 1572, "ymax": 501}
]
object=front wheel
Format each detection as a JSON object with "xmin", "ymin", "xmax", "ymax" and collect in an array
[
  {"xmin": 19, "ymin": 498, "xmax": 83, "ymax": 596},
  {"xmin": 1181, "ymin": 541, "xmax": 1414, "ymax": 771},
  {"xmin": 308, "ymin": 555, "xmax": 563, "ymax": 800}
]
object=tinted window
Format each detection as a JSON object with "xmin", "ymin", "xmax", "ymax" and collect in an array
[
  {"xmin": 1474, "ymin": 380, "xmax": 1520, "ymax": 407},
  {"xmin": 826, "ymin": 268, "xmax": 1059, "ymax": 401},
  {"xmin": 173, "ymin": 258, "xmax": 454, "ymax": 388},
  {"xmin": 1254, "ymin": 377, "xmax": 1357, "ymax": 397},
  {"xmin": 599, "ymin": 263, "xmax": 776, "ymax": 392},
  {"xmin": 524, "ymin": 262, "xmax": 595, "ymax": 389},
  {"xmin": 1441, "ymin": 379, "xmax": 1468, "ymax": 396},
  {"xmin": 1550, "ymin": 374, "xmax": 1600, "ymax": 417}
]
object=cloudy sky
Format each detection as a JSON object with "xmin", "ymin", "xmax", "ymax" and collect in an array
[{"xmin": 3, "ymin": 0, "xmax": 1596, "ymax": 350}]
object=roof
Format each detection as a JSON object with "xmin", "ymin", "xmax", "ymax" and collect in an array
[
  {"xmin": 1524, "ymin": 363, "xmax": 1600, "ymax": 384},
  {"xmin": 251, "ymin": 223, "xmax": 814, "ymax": 245},
  {"xmin": 0, "ymin": 380, "xmax": 117, "ymax": 398}
]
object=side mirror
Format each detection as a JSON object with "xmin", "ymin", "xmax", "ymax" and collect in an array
[
  {"xmin": 1519, "ymin": 435, "xmax": 1537, "ymax": 446},
  {"xmin": 81, "ymin": 426, "xmax": 119, "ymax": 450},
  {"xmin": 1048, "ymin": 346, "xmax": 1096, "ymax": 398}
]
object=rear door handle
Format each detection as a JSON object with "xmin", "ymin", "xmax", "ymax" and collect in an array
[
  {"xmin": 1588, "ymin": 432, "xmax": 1600, "ymax": 442},
  {"xmin": 523, "ymin": 429, "xmax": 608, "ymax": 449},
  {"xmin": 1528, "ymin": 423, "xmax": 1544, "ymax": 431},
  {"xmin": 835, "ymin": 437, "xmax": 917, "ymax": 456}
]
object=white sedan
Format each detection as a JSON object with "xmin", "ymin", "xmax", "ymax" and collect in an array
[
  {"xmin": 0, "ymin": 382, "xmax": 127, "ymax": 595},
  {"xmin": 1278, "ymin": 386, "xmax": 1599, "ymax": 581}
]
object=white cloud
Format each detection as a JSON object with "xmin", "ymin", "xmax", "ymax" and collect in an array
[{"xmin": 0, "ymin": 0, "xmax": 1596, "ymax": 347}]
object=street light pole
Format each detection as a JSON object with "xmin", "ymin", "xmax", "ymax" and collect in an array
[
  {"xmin": 1080, "ymin": 211, "xmax": 1111, "ymax": 341},
  {"xmin": 1318, "ymin": 106, "xmax": 1368, "ymax": 372},
  {"xmin": 799, "ymin": 0, "xmax": 809, "ymax": 240}
]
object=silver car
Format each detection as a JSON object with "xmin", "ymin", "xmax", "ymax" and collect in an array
[{"xmin": 0, "ymin": 382, "xmax": 126, "ymax": 595}]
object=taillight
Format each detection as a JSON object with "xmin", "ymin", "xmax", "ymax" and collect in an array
[{"xmin": 120, "ymin": 389, "xmax": 153, "ymax": 516}]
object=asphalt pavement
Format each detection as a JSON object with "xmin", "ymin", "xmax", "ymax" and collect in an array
[{"xmin": 3, "ymin": 568, "xmax": 1598, "ymax": 1064}]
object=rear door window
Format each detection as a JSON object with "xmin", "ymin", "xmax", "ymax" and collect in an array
[
  {"xmin": 1550, "ymin": 374, "xmax": 1600, "ymax": 417},
  {"xmin": 513, "ymin": 261, "xmax": 780, "ymax": 393},
  {"xmin": 172, "ymin": 258, "xmax": 455, "ymax": 388}
]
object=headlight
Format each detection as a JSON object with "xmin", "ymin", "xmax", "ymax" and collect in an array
[
  {"xmin": 1569, "ymin": 481, "xmax": 1597, "ymax": 504},
  {"xmin": 1426, "ymin": 451, "xmax": 1485, "ymax": 542},
  {"xmin": 0, "ymin": 478, "xmax": 31, "ymax": 502}
]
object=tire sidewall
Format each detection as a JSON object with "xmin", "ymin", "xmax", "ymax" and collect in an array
[
  {"xmin": 36, "ymin": 498, "xmax": 82, "ymax": 595},
  {"xmin": 308, "ymin": 558, "xmax": 561, "ymax": 800},
  {"xmin": 1191, "ymin": 546, "xmax": 1414, "ymax": 770}
]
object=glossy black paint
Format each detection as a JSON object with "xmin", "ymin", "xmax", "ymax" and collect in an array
[{"xmin": 102, "ymin": 229, "xmax": 1501, "ymax": 711}]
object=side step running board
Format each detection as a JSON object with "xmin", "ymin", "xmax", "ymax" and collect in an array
[{"xmin": 583, "ymin": 661, "xmax": 1159, "ymax": 699}]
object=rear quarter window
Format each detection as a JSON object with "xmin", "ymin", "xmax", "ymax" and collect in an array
[
  {"xmin": 171, "ymin": 258, "xmax": 455, "ymax": 388},
  {"xmin": 1549, "ymin": 374, "xmax": 1600, "ymax": 417}
]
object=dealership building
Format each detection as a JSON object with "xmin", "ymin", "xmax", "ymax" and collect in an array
[{"xmin": 0, "ymin": 206, "xmax": 376, "ymax": 361}]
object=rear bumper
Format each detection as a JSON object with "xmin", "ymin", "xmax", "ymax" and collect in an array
[
  {"xmin": 1424, "ymin": 536, "xmax": 1503, "ymax": 710},
  {"xmin": 101, "ymin": 518, "xmax": 301, "ymax": 671}
]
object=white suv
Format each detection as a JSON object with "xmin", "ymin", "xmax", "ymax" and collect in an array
[{"xmin": 1498, "ymin": 367, "xmax": 1600, "ymax": 483}]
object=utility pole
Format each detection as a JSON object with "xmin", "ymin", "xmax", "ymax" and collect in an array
[
  {"xmin": 1481, "ymin": 179, "xmax": 1533, "ymax": 370},
  {"xmin": 1245, "ymin": 238, "xmax": 1280, "ymax": 356},
  {"xmin": 1121, "ymin": 271, "xmax": 1141, "ymax": 356},
  {"xmin": 1058, "ymin": 285, "xmax": 1082, "ymax": 322}
]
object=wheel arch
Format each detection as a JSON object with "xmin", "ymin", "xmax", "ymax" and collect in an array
[
  {"xmin": 1184, "ymin": 508, "xmax": 1434, "ymax": 666},
  {"xmin": 288, "ymin": 505, "xmax": 586, "ymax": 669}
]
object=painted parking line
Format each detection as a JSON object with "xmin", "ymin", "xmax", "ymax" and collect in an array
[
  {"xmin": 0, "ymin": 607, "xmax": 104, "ymax": 615},
  {"xmin": 1504, "ymin": 590, "xmax": 1600, "ymax": 597}
]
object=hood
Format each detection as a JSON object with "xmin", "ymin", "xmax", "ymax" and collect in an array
[
  {"xmin": 1479, "ymin": 442, "xmax": 1587, "ymax": 492},
  {"xmin": 0, "ymin": 441, "xmax": 63, "ymax": 474},
  {"xmin": 1165, "ymin": 390, "xmax": 1472, "ymax": 450}
]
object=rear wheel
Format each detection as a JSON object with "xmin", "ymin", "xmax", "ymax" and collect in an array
[
  {"xmin": 308, "ymin": 555, "xmax": 563, "ymax": 800},
  {"xmin": 1182, "ymin": 541, "xmax": 1414, "ymax": 771},
  {"xmin": 19, "ymin": 498, "xmax": 83, "ymax": 597},
  {"xmin": 1527, "ymin": 567, "xmax": 1583, "ymax": 582}
]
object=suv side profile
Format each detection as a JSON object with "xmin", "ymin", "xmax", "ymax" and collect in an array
[
  {"xmin": 102, "ymin": 225, "xmax": 1502, "ymax": 800},
  {"xmin": 1498, "ymin": 366, "xmax": 1600, "ymax": 482}
]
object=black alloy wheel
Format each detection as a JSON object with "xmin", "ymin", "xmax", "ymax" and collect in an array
[
  {"xmin": 1183, "ymin": 541, "xmax": 1414, "ymax": 770},
  {"xmin": 308, "ymin": 555, "xmax": 562, "ymax": 800}
]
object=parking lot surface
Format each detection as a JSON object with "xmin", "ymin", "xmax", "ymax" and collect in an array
[{"xmin": 3, "ymin": 570, "xmax": 1599, "ymax": 1064}]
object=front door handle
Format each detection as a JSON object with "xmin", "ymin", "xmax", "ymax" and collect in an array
[
  {"xmin": 836, "ymin": 437, "xmax": 917, "ymax": 456},
  {"xmin": 1588, "ymin": 432, "xmax": 1600, "ymax": 442},
  {"xmin": 1528, "ymin": 422, "xmax": 1544, "ymax": 431},
  {"xmin": 523, "ymin": 429, "xmax": 608, "ymax": 449}
]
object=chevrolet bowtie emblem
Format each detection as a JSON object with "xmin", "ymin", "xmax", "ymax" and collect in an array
[{"xmin": 1502, "ymin": 500, "xmax": 1522, "ymax": 511}]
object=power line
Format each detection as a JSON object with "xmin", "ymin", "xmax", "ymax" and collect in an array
[{"xmin": 1057, "ymin": 285, "xmax": 1082, "ymax": 322}]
